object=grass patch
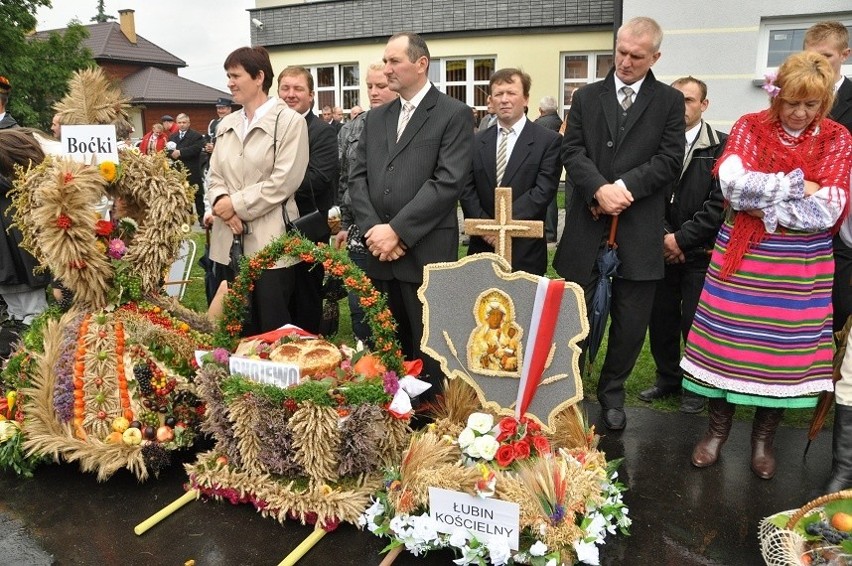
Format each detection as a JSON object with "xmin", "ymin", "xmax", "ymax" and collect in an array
[{"xmin": 177, "ymin": 232, "xmax": 819, "ymax": 429}]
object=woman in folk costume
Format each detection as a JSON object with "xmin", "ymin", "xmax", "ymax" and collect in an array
[{"xmin": 681, "ymin": 51, "xmax": 852, "ymax": 480}]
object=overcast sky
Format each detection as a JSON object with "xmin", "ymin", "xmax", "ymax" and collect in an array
[{"xmin": 36, "ymin": 1, "xmax": 254, "ymax": 90}]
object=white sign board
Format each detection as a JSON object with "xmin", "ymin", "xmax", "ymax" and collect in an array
[
  {"xmin": 61, "ymin": 124, "xmax": 119, "ymax": 164},
  {"xmin": 229, "ymin": 357, "xmax": 300, "ymax": 388},
  {"xmin": 429, "ymin": 487, "xmax": 520, "ymax": 549},
  {"xmin": 194, "ymin": 350, "xmax": 301, "ymax": 389}
]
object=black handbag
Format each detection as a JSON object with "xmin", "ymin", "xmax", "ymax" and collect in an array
[
  {"xmin": 273, "ymin": 110, "xmax": 329, "ymax": 243},
  {"xmin": 283, "ymin": 203, "xmax": 328, "ymax": 242}
]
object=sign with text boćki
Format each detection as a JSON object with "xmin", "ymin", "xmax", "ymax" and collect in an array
[{"xmin": 61, "ymin": 125, "xmax": 119, "ymax": 164}]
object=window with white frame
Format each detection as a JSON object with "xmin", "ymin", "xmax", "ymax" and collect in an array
[
  {"xmin": 757, "ymin": 17, "xmax": 852, "ymax": 74},
  {"xmin": 307, "ymin": 63, "xmax": 360, "ymax": 115},
  {"xmin": 428, "ymin": 56, "xmax": 496, "ymax": 110},
  {"xmin": 561, "ymin": 52, "xmax": 613, "ymax": 113}
]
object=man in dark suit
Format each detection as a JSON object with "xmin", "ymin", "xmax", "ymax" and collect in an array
[
  {"xmin": 169, "ymin": 113, "xmax": 206, "ymax": 220},
  {"xmin": 803, "ymin": 21, "xmax": 852, "ymax": 494},
  {"xmin": 553, "ymin": 16, "xmax": 685, "ymax": 430},
  {"xmin": 350, "ymin": 31, "xmax": 473, "ymax": 395},
  {"xmin": 278, "ymin": 65, "xmax": 340, "ymax": 334},
  {"xmin": 639, "ymin": 76, "xmax": 726, "ymax": 416},
  {"xmin": 461, "ymin": 68, "xmax": 561, "ymax": 275},
  {"xmin": 535, "ymin": 95, "xmax": 564, "ymax": 243}
]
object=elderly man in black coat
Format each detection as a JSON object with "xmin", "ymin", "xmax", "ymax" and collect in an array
[{"xmin": 553, "ymin": 17, "xmax": 685, "ymax": 430}]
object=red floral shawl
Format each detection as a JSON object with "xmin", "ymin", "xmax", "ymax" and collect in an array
[{"xmin": 713, "ymin": 110, "xmax": 852, "ymax": 278}]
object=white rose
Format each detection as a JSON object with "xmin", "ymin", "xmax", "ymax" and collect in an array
[
  {"xmin": 466, "ymin": 412, "xmax": 494, "ymax": 435},
  {"xmin": 465, "ymin": 440, "xmax": 482, "ymax": 459},
  {"xmin": 529, "ymin": 540, "xmax": 548, "ymax": 557},
  {"xmin": 458, "ymin": 427, "xmax": 476, "ymax": 449},
  {"xmin": 449, "ymin": 528, "xmax": 469, "ymax": 548},
  {"xmin": 472, "ymin": 434, "xmax": 499, "ymax": 461},
  {"xmin": 486, "ymin": 535, "xmax": 512, "ymax": 566},
  {"xmin": 573, "ymin": 539, "xmax": 600, "ymax": 565}
]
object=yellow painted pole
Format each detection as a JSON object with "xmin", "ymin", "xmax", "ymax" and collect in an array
[
  {"xmin": 277, "ymin": 526, "xmax": 328, "ymax": 566},
  {"xmin": 134, "ymin": 489, "xmax": 198, "ymax": 535}
]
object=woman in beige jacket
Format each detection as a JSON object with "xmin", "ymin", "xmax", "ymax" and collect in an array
[{"xmin": 207, "ymin": 46, "xmax": 309, "ymax": 334}]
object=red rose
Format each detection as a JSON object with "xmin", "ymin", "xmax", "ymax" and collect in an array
[
  {"xmin": 495, "ymin": 444, "xmax": 515, "ymax": 467},
  {"xmin": 513, "ymin": 440, "xmax": 531, "ymax": 460},
  {"xmin": 95, "ymin": 219, "xmax": 113, "ymax": 237},
  {"xmin": 532, "ymin": 435, "xmax": 551, "ymax": 455},
  {"xmin": 499, "ymin": 417, "xmax": 518, "ymax": 438}
]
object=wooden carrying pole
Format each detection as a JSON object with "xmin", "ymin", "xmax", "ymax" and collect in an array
[
  {"xmin": 134, "ymin": 489, "xmax": 198, "ymax": 535},
  {"xmin": 277, "ymin": 526, "xmax": 328, "ymax": 566}
]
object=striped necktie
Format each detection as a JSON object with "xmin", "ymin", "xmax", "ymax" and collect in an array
[
  {"xmin": 620, "ymin": 86, "xmax": 634, "ymax": 110},
  {"xmin": 396, "ymin": 102, "xmax": 414, "ymax": 142},
  {"xmin": 495, "ymin": 127, "xmax": 512, "ymax": 186}
]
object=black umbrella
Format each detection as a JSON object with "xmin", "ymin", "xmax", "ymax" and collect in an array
[{"xmin": 586, "ymin": 216, "xmax": 621, "ymax": 371}]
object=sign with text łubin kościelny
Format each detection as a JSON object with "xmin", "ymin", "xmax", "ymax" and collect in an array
[
  {"xmin": 429, "ymin": 487, "xmax": 520, "ymax": 549},
  {"xmin": 61, "ymin": 125, "xmax": 119, "ymax": 164}
]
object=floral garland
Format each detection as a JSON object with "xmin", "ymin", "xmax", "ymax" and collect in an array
[
  {"xmin": 214, "ymin": 232, "xmax": 404, "ymax": 374},
  {"xmin": 359, "ymin": 412, "xmax": 631, "ymax": 565}
]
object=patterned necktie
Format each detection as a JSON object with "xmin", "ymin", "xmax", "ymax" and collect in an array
[
  {"xmin": 396, "ymin": 102, "xmax": 414, "ymax": 142},
  {"xmin": 179, "ymin": 131, "xmax": 185, "ymax": 140},
  {"xmin": 620, "ymin": 86, "xmax": 634, "ymax": 110},
  {"xmin": 495, "ymin": 127, "xmax": 513, "ymax": 186}
]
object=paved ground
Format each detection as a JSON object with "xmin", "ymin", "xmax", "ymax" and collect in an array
[{"xmin": 0, "ymin": 400, "xmax": 833, "ymax": 565}]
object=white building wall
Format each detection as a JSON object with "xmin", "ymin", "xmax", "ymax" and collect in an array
[{"xmin": 623, "ymin": 1, "xmax": 851, "ymax": 131}]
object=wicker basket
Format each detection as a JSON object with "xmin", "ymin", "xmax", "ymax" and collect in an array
[{"xmin": 759, "ymin": 489, "xmax": 852, "ymax": 565}]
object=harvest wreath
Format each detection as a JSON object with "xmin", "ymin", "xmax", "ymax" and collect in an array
[
  {"xmin": 359, "ymin": 393, "xmax": 630, "ymax": 566},
  {"xmin": 0, "ymin": 140, "xmax": 213, "ymax": 480},
  {"xmin": 180, "ymin": 231, "xmax": 421, "ymax": 533}
]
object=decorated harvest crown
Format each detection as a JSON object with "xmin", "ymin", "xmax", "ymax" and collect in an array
[{"xmin": 10, "ymin": 68, "xmax": 195, "ymax": 310}]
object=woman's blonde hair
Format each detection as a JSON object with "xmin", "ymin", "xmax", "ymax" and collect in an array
[{"xmin": 768, "ymin": 51, "xmax": 836, "ymax": 123}]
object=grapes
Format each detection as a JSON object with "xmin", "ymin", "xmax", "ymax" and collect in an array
[
  {"xmin": 114, "ymin": 269, "xmax": 143, "ymax": 301},
  {"xmin": 134, "ymin": 363, "xmax": 153, "ymax": 396},
  {"xmin": 804, "ymin": 520, "xmax": 852, "ymax": 544}
]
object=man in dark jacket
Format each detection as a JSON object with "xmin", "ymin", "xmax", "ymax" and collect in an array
[
  {"xmin": 534, "ymin": 96, "xmax": 563, "ymax": 243},
  {"xmin": 278, "ymin": 66, "xmax": 339, "ymax": 334},
  {"xmin": 639, "ymin": 76, "xmax": 726, "ymax": 414}
]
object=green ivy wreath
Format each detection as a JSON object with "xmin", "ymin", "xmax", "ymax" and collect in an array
[{"xmin": 213, "ymin": 232, "xmax": 404, "ymax": 374}]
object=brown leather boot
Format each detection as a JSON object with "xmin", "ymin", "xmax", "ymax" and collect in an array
[
  {"xmin": 751, "ymin": 407, "xmax": 784, "ymax": 480},
  {"xmin": 691, "ymin": 398, "xmax": 735, "ymax": 467}
]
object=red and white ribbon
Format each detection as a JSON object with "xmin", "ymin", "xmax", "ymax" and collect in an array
[{"xmin": 515, "ymin": 277, "xmax": 564, "ymax": 418}]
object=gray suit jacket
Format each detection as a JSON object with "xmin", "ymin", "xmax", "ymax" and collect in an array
[
  {"xmin": 350, "ymin": 85, "xmax": 473, "ymax": 283},
  {"xmin": 553, "ymin": 68, "xmax": 685, "ymax": 282}
]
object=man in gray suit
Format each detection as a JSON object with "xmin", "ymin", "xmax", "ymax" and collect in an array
[
  {"xmin": 553, "ymin": 16, "xmax": 685, "ymax": 430},
  {"xmin": 350, "ymin": 32, "xmax": 473, "ymax": 395}
]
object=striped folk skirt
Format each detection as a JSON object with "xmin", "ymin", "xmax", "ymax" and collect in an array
[{"xmin": 681, "ymin": 220, "xmax": 835, "ymax": 406}]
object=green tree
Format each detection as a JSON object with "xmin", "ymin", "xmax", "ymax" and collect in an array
[
  {"xmin": 91, "ymin": 0, "xmax": 115, "ymax": 24},
  {"xmin": 0, "ymin": 0, "xmax": 95, "ymax": 130}
]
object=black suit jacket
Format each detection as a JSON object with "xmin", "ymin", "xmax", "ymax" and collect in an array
[
  {"xmin": 460, "ymin": 119, "xmax": 561, "ymax": 275},
  {"xmin": 293, "ymin": 112, "xmax": 339, "ymax": 241},
  {"xmin": 831, "ymin": 76, "xmax": 852, "ymax": 133},
  {"xmin": 350, "ymin": 85, "xmax": 473, "ymax": 283},
  {"xmin": 169, "ymin": 129, "xmax": 205, "ymax": 189},
  {"xmin": 553, "ymin": 68, "xmax": 685, "ymax": 282}
]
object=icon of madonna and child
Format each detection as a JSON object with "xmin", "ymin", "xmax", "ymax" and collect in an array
[{"xmin": 467, "ymin": 289, "xmax": 524, "ymax": 377}]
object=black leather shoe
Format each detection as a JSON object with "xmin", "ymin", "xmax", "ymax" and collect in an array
[
  {"xmin": 602, "ymin": 407, "xmax": 626, "ymax": 430},
  {"xmin": 680, "ymin": 394, "xmax": 706, "ymax": 414},
  {"xmin": 638, "ymin": 385, "xmax": 680, "ymax": 402}
]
